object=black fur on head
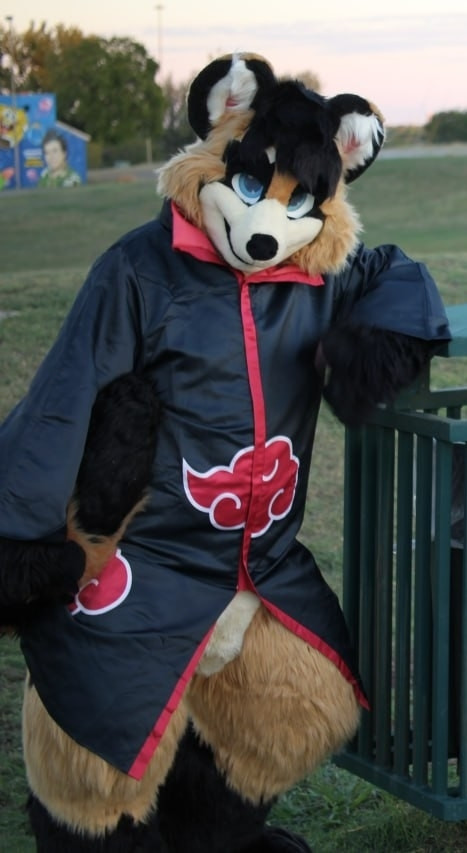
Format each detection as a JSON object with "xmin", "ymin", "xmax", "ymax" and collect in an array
[
  {"xmin": 239, "ymin": 80, "xmax": 344, "ymax": 204},
  {"xmin": 188, "ymin": 55, "xmax": 277, "ymax": 140}
]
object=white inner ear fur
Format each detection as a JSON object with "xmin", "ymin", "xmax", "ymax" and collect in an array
[
  {"xmin": 206, "ymin": 56, "xmax": 259, "ymax": 125},
  {"xmin": 336, "ymin": 112, "xmax": 384, "ymax": 173},
  {"xmin": 197, "ymin": 591, "xmax": 261, "ymax": 676}
]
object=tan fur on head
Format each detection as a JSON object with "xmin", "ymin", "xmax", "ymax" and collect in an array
[
  {"xmin": 291, "ymin": 182, "xmax": 362, "ymax": 275},
  {"xmin": 158, "ymin": 120, "xmax": 361, "ymax": 274},
  {"xmin": 157, "ymin": 111, "xmax": 253, "ymax": 230},
  {"xmin": 159, "ymin": 52, "xmax": 384, "ymax": 276},
  {"xmin": 158, "ymin": 118, "xmax": 364, "ymax": 275}
]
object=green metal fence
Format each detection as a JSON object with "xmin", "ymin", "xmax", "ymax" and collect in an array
[{"xmin": 334, "ymin": 305, "xmax": 467, "ymax": 820}]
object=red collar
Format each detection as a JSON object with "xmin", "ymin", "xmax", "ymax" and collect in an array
[{"xmin": 171, "ymin": 201, "xmax": 324, "ymax": 287}]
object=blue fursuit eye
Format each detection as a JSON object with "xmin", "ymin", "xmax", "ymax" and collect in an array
[
  {"xmin": 232, "ymin": 173, "xmax": 264, "ymax": 205},
  {"xmin": 287, "ymin": 189, "xmax": 315, "ymax": 219}
]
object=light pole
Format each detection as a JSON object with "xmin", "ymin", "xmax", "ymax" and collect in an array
[
  {"xmin": 5, "ymin": 15, "xmax": 21, "ymax": 189},
  {"xmin": 155, "ymin": 4, "xmax": 164, "ymax": 77},
  {"xmin": 146, "ymin": 4, "xmax": 164, "ymax": 165}
]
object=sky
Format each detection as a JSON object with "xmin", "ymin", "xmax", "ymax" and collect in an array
[{"xmin": 7, "ymin": 0, "xmax": 467, "ymax": 126}]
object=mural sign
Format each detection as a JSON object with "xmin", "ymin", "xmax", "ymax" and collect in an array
[{"xmin": 0, "ymin": 93, "xmax": 88, "ymax": 190}]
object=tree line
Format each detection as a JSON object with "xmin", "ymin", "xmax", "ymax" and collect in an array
[
  {"xmin": 1, "ymin": 22, "xmax": 466, "ymax": 166},
  {"xmin": 0, "ymin": 22, "xmax": 194, "ymax": 162}
]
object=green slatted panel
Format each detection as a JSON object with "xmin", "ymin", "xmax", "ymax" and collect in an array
[
  {"xmin": 431, "ymin": 440, "xmax": 452, "ymax": 796},
  {"xmin": 393, "ymin": 431, "xmax": 414, "ymax": 777},
  {"xmin": 358, "ymin": 426, "xmax": 378, "ymax": 760},
  {"xmin": 374, "ymin": 427, "xmax": 395, "ymax": 768},
  {"xmin": 460, "ymin": 443, "xmax": 467, "ymax": 799},
  {"xmin": 412, "ymin": 435, "xmax": 433, "ymax": 788},
  {"xmin": 342, "ymin": 428, "xmax": 362, "ymax": 648},
  {"xmin": 335, "ymin": 304, "xmax": 467, "ymax": 819}
]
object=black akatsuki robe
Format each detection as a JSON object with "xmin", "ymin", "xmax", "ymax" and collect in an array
[{"xmin": 0, "ymin": 201, "xmax": 450, "ymax": 777}]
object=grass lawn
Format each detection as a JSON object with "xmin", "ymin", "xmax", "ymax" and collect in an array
[{"xmin": 1, "ymin": 157, "xmax": 467, "ymax": 851}]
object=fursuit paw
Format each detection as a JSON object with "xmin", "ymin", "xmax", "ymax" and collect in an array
[
  {"xmin": 320, "ymin": 323, "xmax": 434, "ymax": 427},
  {"xmin": 0, "ymin": 537, "xmax": 85, "ymax": 633}
]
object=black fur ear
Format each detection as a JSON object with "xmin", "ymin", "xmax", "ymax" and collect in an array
[
  {"xmin": 328, "ymin": 94, "xmax": 385, "ymax": 183},
  {"xmin": 187, "ymin": 53, "xmax": 276, "ymax": 139}
]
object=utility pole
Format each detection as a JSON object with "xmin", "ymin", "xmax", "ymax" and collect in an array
[{"xmin": 5, "ymin": 15, "xmax": 21, "ymax": 189}]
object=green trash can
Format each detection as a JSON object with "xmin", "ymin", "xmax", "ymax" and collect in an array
[{"xmin": 334, "ymin": 304, "xmax": 467, "ymax": 821}]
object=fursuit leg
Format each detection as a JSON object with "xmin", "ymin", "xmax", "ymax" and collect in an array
[
  {"xmin": 157, "ymin": 724, "xmax": 274, "ymax": 853},
  {"xmin": 23, "ymin": 679, "xmax": 188, "ymax": 850},
  {"xmin": 27, "ymin": 792, "xmax": 168, "ymax": 853},
  {"xmin": 240, "ymin": 826, "xmax": 313, "ymax": 852},
  {"xmin": 184, "ymin": 605, "xmax": 360, "ymax": 852}
]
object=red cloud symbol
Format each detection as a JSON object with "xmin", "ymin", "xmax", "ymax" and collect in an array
[
  {"xmin": 183, "ymin": 436, "xmax": 299, "ymax": 537},
  {"xmin": 68, "ymin": 549, "xmax": 132, "ymax": 616}
]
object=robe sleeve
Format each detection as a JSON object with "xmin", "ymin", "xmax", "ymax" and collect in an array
[
  {"xmin": 0, "ymin": 244, "xmax": 147, "ymax": 541},
  {"xmin": 332, "ymin": 243, "xmax": 451, "ymax": 342}
]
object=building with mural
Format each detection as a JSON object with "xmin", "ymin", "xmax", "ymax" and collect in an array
[{"xmin": 0, "ymin": 93, "xmax": 90, "ymax": 190}]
